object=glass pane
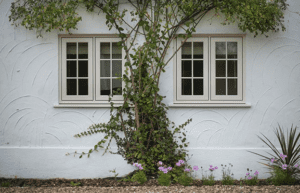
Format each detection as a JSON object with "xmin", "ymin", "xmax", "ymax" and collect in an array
[
  {"xmin": 67, "ymin": 61, "xmax": 76, "ymax": 77},
  {"xmin": 193, "ymin": 42, "xmax": 203, "ymax": 59},
  {"xmin": 112, "ymin": 42, "xmax": 122, "ymax": 59},
  {"xmin": 227, "ymin": 42, "xmax": 237, "ymax": 59},
  {"xmin": 101, "ymin": 79, "xmax": 110, "ymax": 95},
  {"xmin": 100, "ymin": 43, "xmax": 110, "ymax": 59},
  {"xmin": 182, "ymin": 61, "xmax": 192, "ymax": 77},
  {"xmin": 227, "ymin": 60, "xmax": 237, "ymax": 77},
  {"xmin": 112, "ymin": 60, "xmax": 122, "ymax": 77},
  {"xmin": 216, "ymin": 60, "xmax": 226, "ymax": 77},
  {"xmin": 216, "ymin": 79, "xmax": 226, "ymax": 95},
  {"xmin": 182, "ymin": 79, "xmax": 191, "ymax": 95},
  {"xmin": 193, "ymin": 79, "xmax": 203, "ymax": 95},
  {"xmin": 228, "ymin": 79, "xmax": 237, "ymax": 95},
  {"xmin": 182, "ymin": 42, "xmax": 191, "ymax": 59},
  {"xmin": 100, "ymin": 61, "xmax": 110, "ymax": 77},
  {"xmin": 67, "ymin": 43, "xmax": 77, "ymax": 59},
  {"xmin": 193, "ymin": 60, "xmax": 203, "ymax": 77},
  {"xmin": 67, "ymin": 79, "xmax": 77, "ymax": 95},
  {"xmin": 78, "ymin": 79, "xmax": 88, "ymax": 95},
  {"xmin": 216, "ymin": 42, "xmax": 226, "ymax": 59},
  {"xmin": 78, "ymin": 43, "xmax": 88, "ymax": 59},
  {"xmin": 78, "ymin": 61, "xmax": 88, "ymax": 77},
  {"xmin": 112, "ymin": 79, "xmax": 122, "ymax": 95}
]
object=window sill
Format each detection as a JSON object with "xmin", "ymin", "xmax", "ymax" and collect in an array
[
  {"xmin": 54, "ymin": 103, "xmax": 134, "ymax": 108},
  {"xmin": 168, "ymin": 103, "xmax": 251, "ymax": 108}
]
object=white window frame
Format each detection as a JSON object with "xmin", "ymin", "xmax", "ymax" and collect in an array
[
  {"xmin": 61, "ymin": 38, "xmax": 93, "ymax": 101},
  {"xmin": 96, "ymin": 38, "xmax": 126, "ymax": 101},
  {"xmin": 211, "ymin": 37, "xmax": 243, "ymax": 101},
  {"xmin": 58, "ymin": 35, "xmax": 127, "ymax": 106},
  {"xmin": 173, "ymin": 35, "xmax": 248, "ymax": 106},
  {"xmin": 176, "ymin": 37, "xmax": 209, "ymax": 101}
]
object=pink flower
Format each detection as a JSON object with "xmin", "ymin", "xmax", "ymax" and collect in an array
[
  {"xmin": 193, "ymin": 166, "xmax": 199, "ymax": 171},
  {"xmin": 271, "ymin": 158, "xmax": 275, "ymax": 163},
  {"xmin": 248, "ymin": 176, "xmax": 252, "ymax": 180},
  {"xmin": 179, "ymin": 160, "xmax": 185, "ymax": 164}
]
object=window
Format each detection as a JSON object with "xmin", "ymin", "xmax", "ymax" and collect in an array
[
  {"xmin": 59, "ymin": 35, "xmax": 125, "ymax": 105},
  {"xmin": 175, "ymin": 36, "xmax": 245, "ymax": 104}
]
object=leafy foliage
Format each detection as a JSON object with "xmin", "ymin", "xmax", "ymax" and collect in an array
[
  {"xmin": 247, "ymin": 124, "xmax": 300, "ymax": 181},
  {"xmin": 9, "ymin": 0, "xmax": 288, "ymax": 179}
]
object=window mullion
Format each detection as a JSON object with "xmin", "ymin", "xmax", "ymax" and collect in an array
[
  {"xmin": 225, "ymin": 41, "xmax": 227, "ymax": 96},
  {"xmin": 110, "ymin": 42, "xmax": 112, "ymax": 95},
  {"xmin": 76, "ymin": 42, "xmax": 79, "ymax": 96},
  {"xmin": 191, "ymin": 42, "xmax": 194, "ymax": 96}
]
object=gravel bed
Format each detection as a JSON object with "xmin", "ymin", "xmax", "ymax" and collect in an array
[{"xmin": 1, "ymin": 172, "xmax": 300, "ymax": 193}]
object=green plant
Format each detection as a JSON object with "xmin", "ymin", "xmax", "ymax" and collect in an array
[
  {"xmin": 239, "ymin": 177, "xmax": 243, "ymax": 186},
  {"xmin": 266, "ymin": 155, "xmax": 299, "ymax": 186},
  {"xmin": 70, "ymin": 181, "xmax": 81, "ymax": 187},
  {"xmin": 130, "ymin": 163, "xmax": 148, "ymax": 185},
  {"xmin": 1, "ymin": 182, "xmax": 10, "ymax": 187},
  {"xmin": 131, "ymin": 170, "xmax": 148, "ymax": 185},
  {"xmin": 177, "ymin": 172, "xmax": 194, "ymax": 186},
  {"xmin": 108, "ymin": 168, "xmax": 119, "ymax": 181},
  {"xmin": 244, "ymin": 168, "xmax": 259, "ymax": 186},
  {"xmin": 247, "ymin": 124, "xmax": 300, "ymax": 181},
  {"xmin": 268, "ymin": 164, "xmax": 297, "ymax": 186},
  {"xmin": 157, "ymin": 172, "xmax": 172, "ymax": 186},
  {"xmin": 201, "ymin": 165, "xmax": 218, "ymax": 186},
  {"xmin": 156, "ymin": 159, "xmax": 197, "ymax": 185},
  {"xmin": 220, "ymin": 163, "xmax": 235, "ymax": 185},
  {"xmin": 9, "ymin": 0, "xmax": 289, "ymax": 181}
]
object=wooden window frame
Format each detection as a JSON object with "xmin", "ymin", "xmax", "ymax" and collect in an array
[
  {"xmin": 173, "ymin": 35, "xmax": 247, "ymax": 106},
  {"xmin": 58, "ymin": 35, "xmax": 126, "ymax": 106}
]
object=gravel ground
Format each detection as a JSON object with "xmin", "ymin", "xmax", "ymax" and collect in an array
[{"xmin": 1, "ymin": 171, "xmax": 300, "ymax": 193}]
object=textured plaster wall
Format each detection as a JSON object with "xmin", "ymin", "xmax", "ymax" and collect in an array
[{"xmin": 0, "ymin": 0, "xmax": 300, "ymax": 180}]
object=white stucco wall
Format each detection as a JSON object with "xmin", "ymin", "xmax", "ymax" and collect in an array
[{"xmin": 0, "ymin": 0, "xmax": 300, "ymax": 181}]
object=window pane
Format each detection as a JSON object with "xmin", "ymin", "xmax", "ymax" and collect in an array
[
  {"xmin": 182, "ymin": 42, "xmax": 191, "ymax": 59},
  {"xmin": 193, "ymin": 42, "xmax": 203, "ymax": 59},
  {"xmin": 227, "ymin": 42, "xmax": 237, "ymax": 59},
  {"xmin": 112, "ymin": 79, "xmax": 122, "ymax": 95},
  {"xmin": 228, "ymin": 79, "xmax": 237, "ymax": 95},
  {"xmin": 112, "ymin": 42, "xmax": 122, "ymax": 59},
  {"xmin": 67, "ymin": 43, "xmax": 77, "ymax": 59},
  {"xmin": 182, "ymin": 61, "xmax": 192, "ymax": 77},
  {"xmin": 112, "ymin": 60, "xmax": 122, "ymax": 77},
  {"xmin": 67, "ymin": 79, "xmax": 77, "ymax": 95},
  {"xmin": 227, "ymin": 60, "xmax": 237, "ymax": 77},
  {"xmin": 78, "ymin": 61, "xmax": 88, "ymax": 77},
  {"xmin": 193, "ymin": 79, "xmax": 203, "ymax": 95},
  {"xmin": 216, "ymin": 79, "xmax": 226, "ymax": 95},
  {"xmin": 101, "ymin": 79, "xmax": 110, "ymax": 95},
  {"xmin": 216, "ymin": 60, "xmax": 226, "ymax": 77},
  {"xmin": 216, "ymin": 42, "xmax": 226, "ymax": 59},
  {"xmin": 182, "ymin": 79, "xmax": 191, "ymax": 95},
  {"xmin": 78, "ymin": 43, "xmax": 88, "ymax": 59},
  {"xmin": 67, "ymin": 61, "xmax": 77, "ymax": 77},
  {"xmin": 100, "ymin": 43, "xmax": 110, "ymax": 59},
  {"xmin": 78, "ymin": 79, "xmax": 88, "ymax": 95},
  {"xmin": 193, "ymin": 60, "xmax": 203, "ymax": 77},
  {"xmin": 100, "ymin": 61, "xmax": 110, "ymax": 77}
]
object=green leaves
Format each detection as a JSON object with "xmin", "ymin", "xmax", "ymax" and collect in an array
[{"xmin": 9, "ymin": 0, "xmax": 82, "ymax": 37}]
